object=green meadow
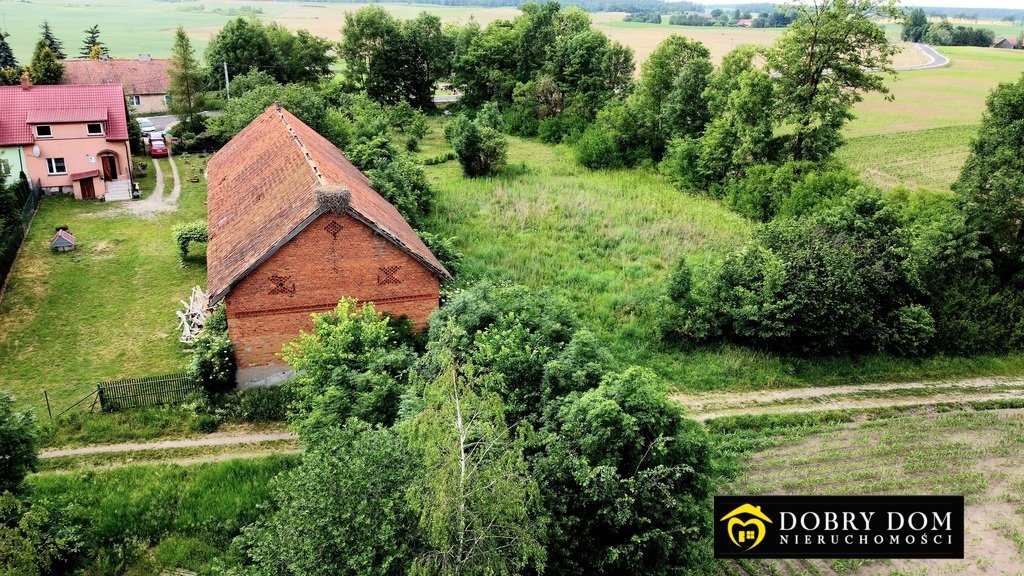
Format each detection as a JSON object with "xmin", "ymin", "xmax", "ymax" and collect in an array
[{"xmin": 415, "ymin": 123, "xmax": 1024, "ymax": 394}]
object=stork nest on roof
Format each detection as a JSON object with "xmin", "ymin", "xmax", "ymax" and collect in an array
[{"xmin": 316, "ymin": 186, "xmax": 352, "ymax": 213}]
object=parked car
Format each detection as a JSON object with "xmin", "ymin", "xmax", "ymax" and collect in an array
[
  {"xmin": 148, "ymin": 131, "xmax": 165, "ymax": 143},
  {"xmin": 137, "ymin": 117, "xmax": 156, "ymax": 134},
  {"xmin": 149, "ymin": 139, "xmax": 168, "ymax": 158}
]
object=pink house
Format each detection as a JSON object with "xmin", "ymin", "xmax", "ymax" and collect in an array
[{"xmin": 0, "ymin": 78, "xmax": 134, "ymax": 200}]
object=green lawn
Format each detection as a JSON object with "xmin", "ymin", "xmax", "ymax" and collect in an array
[{"xmin": 0, "ymin": 157, "xmax": 208, "ymax": 412}]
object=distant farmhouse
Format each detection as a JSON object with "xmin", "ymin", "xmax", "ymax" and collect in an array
[
  {"xmin": 60, "ymin": 55, "xmax": 171, "ymax": 114},
  {"xmin": 736, "ymin": 18, "xmax": 753, "ymax": 27},
  {"xmin": 206, "ymin": 104, "xmax": 451, "ymax": 382},
  {"xmin": 991, "ymin": 37, "xmax": 1018, "ymax": 49},
  {"xmin": 0, "ymin": 79, "xmax": 133, "ymax": 200}
]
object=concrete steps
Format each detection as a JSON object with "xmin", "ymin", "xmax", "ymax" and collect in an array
[{"xmin": 104, "ymin": 180, "xmax": 132, "ymax": 202}]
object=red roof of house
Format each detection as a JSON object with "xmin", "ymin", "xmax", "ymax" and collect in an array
[
  {"xmin": 60, "ymin": 58, "xmax": 171, "ymax": 95},
  {"xmin": 0, "ymin": 83, "xmax": 128, "ymax": 146},
  {"xmin": 26, "ymin": 107, "xmax": 108, "ymax": 124},
  {"xmin": 206, "ymin": 105, "xmax": 451, "ymax": 304},
  {"xmin": 993, "ymin": 37, "xmax": 1018, "ymax": 48}
]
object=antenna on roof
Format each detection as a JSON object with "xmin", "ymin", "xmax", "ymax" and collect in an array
[{"xmin": 274, "ymin": 101, "xmax": 281, "ymax": 111}]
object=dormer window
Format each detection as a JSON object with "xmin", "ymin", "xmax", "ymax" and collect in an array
[
  {"xmin": 87, "ymin": 123, "xmax": 104, "ymax": 136},
  {"xmin": 35, "ymin": 125, "xmax": 52, "ymax": 138}
]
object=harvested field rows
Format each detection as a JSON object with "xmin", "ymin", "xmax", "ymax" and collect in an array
[{"xmin": 710, "ymin": 410, "xmax": 1024, "ymax": 575}]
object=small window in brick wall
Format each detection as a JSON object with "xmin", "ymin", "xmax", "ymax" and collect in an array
[{"xmin": 378, "ymin": 266, "xmax": 401, "ymax": 285}]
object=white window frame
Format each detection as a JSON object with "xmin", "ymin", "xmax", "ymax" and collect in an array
[
  {"xmin": 129, "ymin": 95, "xmax": 141, "ymax": 107},
  {"xmin": 86, "ymin": 122, "xmax": 104, "ymax": 136},
  {"xmin": 46, "ymin": 157, "xmax": 67, "ymax": 176},
  {"xmin": 35, "ymin": 125, "xmax": 53, "ymax": 138}
]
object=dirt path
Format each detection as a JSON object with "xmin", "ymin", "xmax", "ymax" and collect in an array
[
  {"xmin": 673, "ymin": 376, "xmax": 1024, "ymax": 420},
  {"xmin": 96, "ymin": 154, "xmax": 182, "ymax": 218},
  {"xmin": 40, "ymin": 430, "xmax": 296, "ymax": 459}
]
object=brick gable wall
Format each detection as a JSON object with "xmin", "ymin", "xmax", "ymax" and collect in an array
[{"xmin": 225, "ymin": 212, "xmax": 441, "ymax": 368}]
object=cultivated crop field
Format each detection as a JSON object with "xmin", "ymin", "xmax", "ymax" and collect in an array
[
  {"xmin": 848, "ymin": 46, "xmax": 1024, "ymax": 137},
  {"xmin": 837, "ymin": 125, "xmax": 977, "ymax": 194},
  {"xmin": 706, "ymin": 410, "xmax": 1024, "ymax": 575}
]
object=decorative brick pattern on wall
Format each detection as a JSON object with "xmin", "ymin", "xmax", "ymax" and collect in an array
[{"xmin": 225, "ymin": 213, "xmax": 440, "ymax": 368}]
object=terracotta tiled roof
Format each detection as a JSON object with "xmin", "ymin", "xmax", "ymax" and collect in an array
[
  {"xmin": 60, "ymin": 58, "xmax": 170, "ymax": 95},
  {"xmin": 0, "ymin": 83, "xmax": 128, "ymax": 146},
  {"xmin": 206, "ymin": 105, "xmax": 451, "ymax": 303},
  {"xmin": 26, "ymin": 107, "xmax": 108, "ymax": 124}
]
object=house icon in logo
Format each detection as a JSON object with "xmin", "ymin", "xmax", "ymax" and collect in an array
[{"xmin": 720, "ymin": 503, "xmax": 773, "ymax": 551}]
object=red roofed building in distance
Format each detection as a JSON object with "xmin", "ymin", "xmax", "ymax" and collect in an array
[
  {"xmin": 60, "ymin": 55, "xmax": 172, "ymax": 114},
  {"xmin": 206, "ymin": 104, "xmax": 451, "ymax": 383},
  {"xmin": 0, "ymin": 78, "xmax": 133, "ymax": 200}
]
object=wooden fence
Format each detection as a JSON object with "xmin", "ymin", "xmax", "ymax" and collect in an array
[{"xmin": 97, "ymin": 372, "xmax": 202, "ymax": 412}]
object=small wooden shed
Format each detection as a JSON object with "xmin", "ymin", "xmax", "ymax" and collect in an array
[{"xmin": 50, "ymin": 230, "xmax": 77, "ymax": 252}]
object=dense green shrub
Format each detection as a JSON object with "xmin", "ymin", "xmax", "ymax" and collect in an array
[
  {"xmin": 666, "ymin": 191, "xmax": 930, "ymax": 355},
  {"xmin": 426, "ymin": 282, "xmax": 581, "ymax": 424},
  {"xmin": 0, "ymin": 493, "xmax": 85, "ymax": 576},
  {"xmin": 0, "ymin": 390, "xmax": 37, "ymax": 493},
  {"xmin": 444, "ymin": 115, "xmax": 508, "ymax": 178},
  {"xmin": 953, "ymin": 72, "xmax": 1024, "ymax": 282},
  {"xmin": 189, "ymin": 332, "xmax": 237, "ymax": 395},
  {"xmin": 227, "ymin": 423, "xmax": 419, "ymax": 576},
  {"xmin": 574, "ymin": 125, "xmax": 622, "ymax": 170},
  {"xmin": 282, "ymin": 298, "xmax": 417, "ymax": 438},
  {"xmin": 416, "ymin": 230, "xmax": 463, "ymax": 277},
  {"xmin": 236, "ymin": 386, "xmax": 295, "ymax": 423},
  {"xmin": 205, "ymin": 303, "xmax": 228, "ymax": 335},
  {"xmin": 172, "ymin": 221, "xmax": 208, "ymax": 260},
  {"xmin": 722, "ymin": 160, "xmax": 860, "ymax": 221},
  {"xmin": 535, "ymin": 367, "xmax": 714, "ymax": 574}
]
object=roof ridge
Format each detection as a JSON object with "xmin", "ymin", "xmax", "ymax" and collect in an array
[{"xmin": 274, "ymin": 104, "xmax": 325, "ymax": 187}]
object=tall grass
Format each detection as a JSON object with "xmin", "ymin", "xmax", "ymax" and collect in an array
[
  {"xmin": 420, "ymin": 119, "xmax": 1024, "ymax": 392},
  {"xmin": 27, "ymin": 456, "xmax": 298, "ymax": 572}
]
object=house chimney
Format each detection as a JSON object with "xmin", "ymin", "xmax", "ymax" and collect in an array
[
  {"xmin": 138, "ymin": 53, "xmax": 151, "ymax": 62},
  {"xmin": 20, "ymin": 73, "xmax": 30, "ymax": 91}
]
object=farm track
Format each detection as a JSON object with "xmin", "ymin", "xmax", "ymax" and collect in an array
[
  {"xmin": 39, "ymin": 430, "xmax": 296, "ymax": 459},
  {"xmin": 673, "ymin": 376, "xmax": 1024, "ymax": 421}
]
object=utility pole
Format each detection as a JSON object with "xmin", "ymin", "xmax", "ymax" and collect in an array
[{"xmin": 223, "ymin": 61, "xmax": 230, "ymax": 100}]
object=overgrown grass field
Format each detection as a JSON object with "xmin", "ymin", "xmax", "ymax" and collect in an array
[
  {"xmin": 27, "ymin": 455, "xmax": 298, "ymax": 574},
  {"xmin": 417, "ymin": 122, "xmax": 1024, "ymax": 393},
  {"xmin": 0, "ymin": 157, "xmax": 209, "ymax": 412}
]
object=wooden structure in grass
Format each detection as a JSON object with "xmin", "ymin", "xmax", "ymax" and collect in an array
[
  {"xmin": 49, "ymin": 229, "xmax": 76, "ymax": 252},
  {"xmin": 177, "ymin": 285, "xmax": 210, "ymax": 344}
]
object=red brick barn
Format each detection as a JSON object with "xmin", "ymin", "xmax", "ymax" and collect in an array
[{"xmin": 206, "ymin": 104, "xmax": 450, "ymax": 382}]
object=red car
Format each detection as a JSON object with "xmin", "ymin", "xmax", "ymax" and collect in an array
[{"xmin": 149, "ymin": 139, "xmax": 168, "ymax": 158}]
